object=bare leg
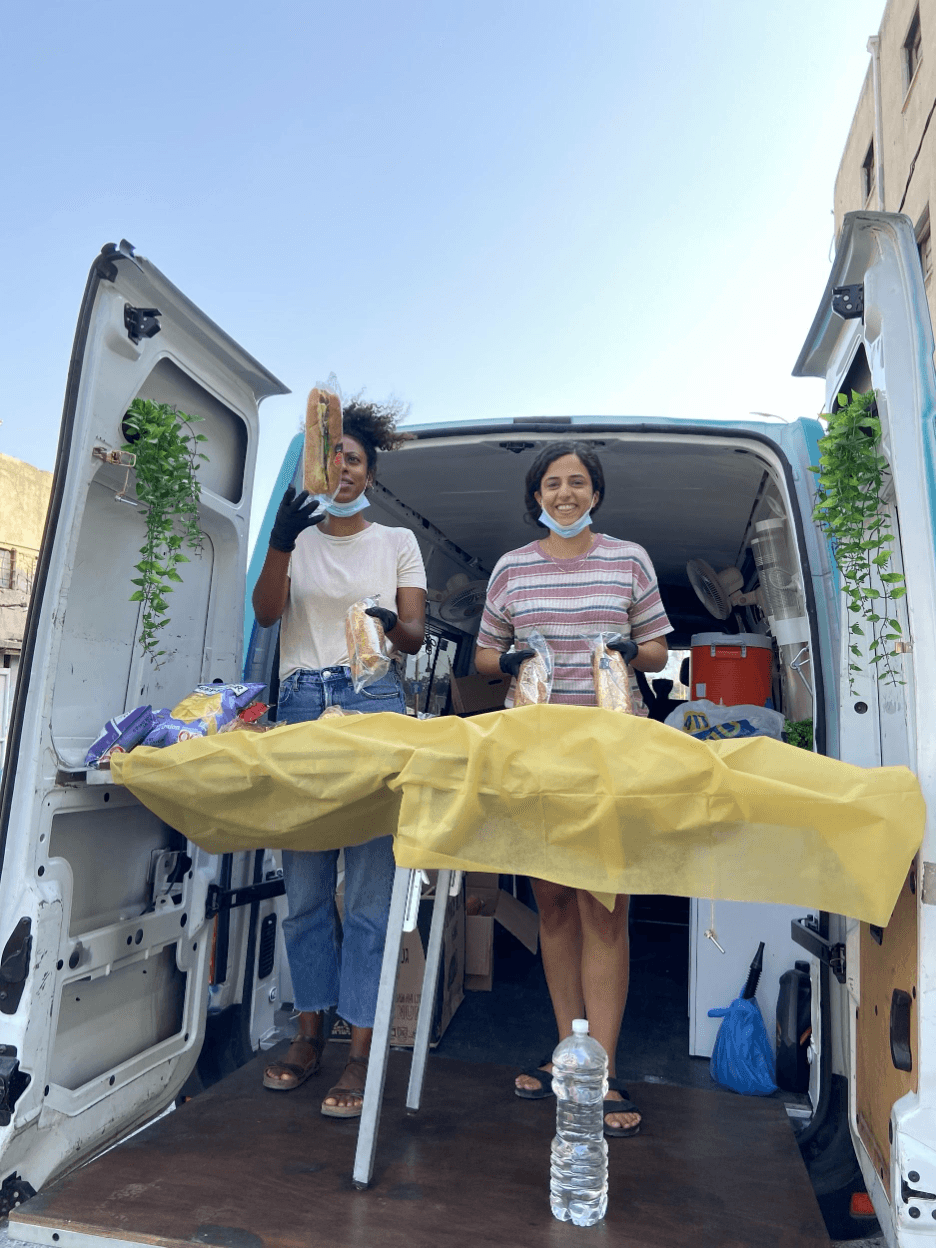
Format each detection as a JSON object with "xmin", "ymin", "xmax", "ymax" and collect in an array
[
  {"xmin": 577, "ymin": 890, "xmax": 639, "ymax": 1132},
  {"xmin": 515, "ymin": 879, "xmax": 583, "ymax": 1093},
  {"xmin": 322, "ymin": 1024, "xmax": 372, "ymax": 1111}
]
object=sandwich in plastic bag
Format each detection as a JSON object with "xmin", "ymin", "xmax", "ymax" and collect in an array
[
  {"xmin": 513, "ymin": 630, "xmax": 554, "ymax": 706},
  {"xmin": 345, "ymin": 597, "xmax": 391, "ymax": 692},
  {"xmin": 583, "ymin": 632, "xmax": 635, "ymax": 713}
]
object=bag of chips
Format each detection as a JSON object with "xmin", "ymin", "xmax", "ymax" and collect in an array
[
  {"xmin": 142, "ymin": 683, "xmax": 266, "ymax": 747},
  {"xmin": 85, "ymin": 705, "xmax": 160, "ymax": 768},
  {"xmin": 345, "ymin": 597, "xmax": 391, "ymax": 692}
]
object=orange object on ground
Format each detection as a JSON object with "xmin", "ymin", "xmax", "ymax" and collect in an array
[{"xmin": 690, "ymin": 632, "xmax": 773, "ymax": 707}]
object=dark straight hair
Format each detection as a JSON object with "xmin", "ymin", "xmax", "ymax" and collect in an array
[{"xmin": 523, "ymin": 440, "xmax": 606, "ymax": 528}]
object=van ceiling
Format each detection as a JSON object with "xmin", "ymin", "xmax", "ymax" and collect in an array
[{"xmin": 372, "ymin": 434, "xmax": 770, "ymax": 589}]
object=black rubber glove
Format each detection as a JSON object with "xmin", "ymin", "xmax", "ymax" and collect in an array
[
  {"xmin": 499, "ymin": 649, "xmax": 536, "ymax": 678},
  {"xmin": 365, "ymin": 605, "xmax": 398, "ymax": 636},
  {"xmin": 607, "ymin": 637, "xmax": 639, "ymax": 665},
  {"xmin": 269, "ymin": 486, "xmax": 326, "ymax": 552}
]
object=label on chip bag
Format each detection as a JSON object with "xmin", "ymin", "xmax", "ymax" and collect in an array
[{"xmin": 141, "ymin": 683, "xmax": 266, "ymax": 748}]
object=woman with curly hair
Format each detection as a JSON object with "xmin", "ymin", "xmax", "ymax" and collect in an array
[{"xmin": 252, "ymin": 397, "xmax": 426, "ymax": 1116}]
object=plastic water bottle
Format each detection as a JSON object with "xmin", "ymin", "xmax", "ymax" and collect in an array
[{"xmin": 549, "ymin": 1019, "xmax": 608, "ymax": 1225}]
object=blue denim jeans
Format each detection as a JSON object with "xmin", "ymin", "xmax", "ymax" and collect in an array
[{"xmin": 276, "ymin": 665, "xmax": 405, "ymax": 1027}]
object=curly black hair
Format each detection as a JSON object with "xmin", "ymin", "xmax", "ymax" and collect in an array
[
  {"xmin": 341, "ymin": 398, "xmax": 411, "ymax": 478},
  {"xmin": 523, "ymin": 440, "xmax": 606, "ymax": 527}
]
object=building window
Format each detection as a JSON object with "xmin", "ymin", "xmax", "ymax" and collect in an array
[
  {"xmin": 862, "ymin": 141, "xmax": 875, "ymax": 204},
  {"xmin": 0, "ymin": 549, "xmax": 14, "ymax": 590},
  {"xmin": 905, "ymin": 8, "xmax": 923, "ymax": 92},
  {"xmin": 917, "ymin": 207, "xmax": 932, "ymax": 282}
]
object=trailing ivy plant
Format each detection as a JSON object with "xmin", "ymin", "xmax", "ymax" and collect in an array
[
  {"xmin": 122, "ymin": 398, "xmax": 209, "ymax": 664},
  {"xmin": 809, "ymin": 389, "xmax": 905, "ymax": 692}
]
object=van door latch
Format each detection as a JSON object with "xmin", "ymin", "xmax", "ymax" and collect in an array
[
  {"xmin": 832, "ymin": 284, "xmax": 864, "ymax": 320},
  {"xmin": 124, "ymin": 304, "xmax": 162, "ymax": 344},
  {"xmin": 0, "ymin": 1047, "xmax": 30, "ymax": 1126},
  {"xmin": 147, "ymin": 849, "xmax": 192, "ymax": 911},
  {"xmin": 0, "ymin": 918, "xmax": 32, "ymax": 1015},
  {"xmin": 790, "ymin": 916, "xmax": 846, "ymax": 984}
]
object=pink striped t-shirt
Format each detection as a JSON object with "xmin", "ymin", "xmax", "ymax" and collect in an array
[{"xmin": 476, "ymin": 534, "xmax": 673, "ymax": 714}]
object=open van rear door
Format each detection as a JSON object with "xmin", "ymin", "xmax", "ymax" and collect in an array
[
  {"xmin": 0, "ymin": 243, "xmax": 288, "ymax": 1210},
  {"xmin": 794, "ymin": 210, "xmax": 936, "ymax": 1236}
]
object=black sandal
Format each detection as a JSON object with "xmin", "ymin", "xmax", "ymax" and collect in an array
[
  {"xmin": 514, "ymin": 1056, "xmax": 554, "ymax": 1100},
  {"xmin": 603, "ymin": 1077, "xmax": 642, "ymax": 1138},
  {"xmin": 262, "ymin": 1033, "xmax": 324, "ymax": 1091}
]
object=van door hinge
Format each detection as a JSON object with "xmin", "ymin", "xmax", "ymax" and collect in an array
[
  {"xmin": 0, "ymin": 1047, "xmax": 30, "ymax": 1127},
  {"xmin": 921, "ymin": 862, "xmax": 936, "ymax": 905},
  {"xmin": 124, "ymin": 304, "xmax": 162, "ymax": 344},
  {"xmin": 0, "ymin": 1172, "xmax": 36, "ymax": 1218},
  {"xmin": 205, "ymin": 873, "xmax": 285, "ymax": 919},
  {"xmin": 832, "ymin": 284, "xmax": 864, "ymax": 320},
  {"xmin": 791, "ymin": 916, "xmax": 846, "ymax": 984},
  {"xmin": 0, "ymin": 918, "xmax": 32, "ymax": 1015}
]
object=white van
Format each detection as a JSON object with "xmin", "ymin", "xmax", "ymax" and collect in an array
[{"xmin": 0, "ymin": 212, "xmax": 933, "ymax": 1245}]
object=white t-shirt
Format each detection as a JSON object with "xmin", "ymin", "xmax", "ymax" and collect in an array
[{"xmin": 279, "ymin": 523, "xmax": 427, "ymax": 678}]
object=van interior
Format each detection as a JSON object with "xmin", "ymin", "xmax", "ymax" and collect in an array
[{"xmin": 262, "ymin": 424, "xmax": 820, "ymax": 1095}]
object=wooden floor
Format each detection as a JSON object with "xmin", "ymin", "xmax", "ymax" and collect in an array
[{"xmin": 13, "ymin": 1044, "xmax": 829, "ymax": 1248}]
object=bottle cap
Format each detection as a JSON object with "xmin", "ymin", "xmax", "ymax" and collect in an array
[{"xmin": 572, "ymin": 1019, "xmax": 588, "ymax": 1035}]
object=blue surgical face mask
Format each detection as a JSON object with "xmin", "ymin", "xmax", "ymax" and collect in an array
[
  {"xmin": 538, "ymin": 508, "xmax": 593, "ymax": 539},
  {"xmin": 317, "ymin": 492, "xmax": 372, "ymax": 518}
]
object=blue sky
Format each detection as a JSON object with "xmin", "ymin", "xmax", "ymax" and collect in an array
[{"xmin": 3, "ymin": 0, "xmax": 886, "ymax": 543}]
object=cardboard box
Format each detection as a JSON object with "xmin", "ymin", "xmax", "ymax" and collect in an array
[
  {"xmin": 331, "ymin": 887, "xmax": 465, "ymax": 1048},
  {"xmin": 464, "ymin": 872, "xmax": 539, "ymax": 992},
  {"xmin": 450, "ymin": 673, "xmax": 509, "ymax": 715}
]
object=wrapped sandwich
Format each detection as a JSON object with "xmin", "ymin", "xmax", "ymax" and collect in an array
[
  {"xmin": 584, "ymin": 632, "xmax": 635, "ymax": 713},
  {"xmin": 513, "ymin": 630, "xmax": 554, "ymax": 706},
  {"xmin": 304, "ymin": 387, "xmax": 343, "ymax": 498},
  {"xmin": 346, "ymin": 596, "xmax": 392, "ymax": 692}
]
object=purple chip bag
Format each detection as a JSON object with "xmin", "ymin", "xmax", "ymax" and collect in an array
[
  {"xmin": 141, "ymin": 683, "xmax": 266, "ymax": 748},
  {"xmin": 85, "ymin": 705, "xmax": 159, "ymax": 768}
]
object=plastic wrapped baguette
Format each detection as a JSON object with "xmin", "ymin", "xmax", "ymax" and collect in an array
[
  {"xmin": 513, "ymin": 630, "xmax": 554, "ymax": 706},
  {"xmin": 586, "ymin": 632, "xmax": 635, "ymax": 714},
  {"xmin": 304, "ymin": 388, "xmax": 343, "ymax": 497},
  {"xmin": 345, "ymin": 596, "xmax": 392, "ymax": 691}
]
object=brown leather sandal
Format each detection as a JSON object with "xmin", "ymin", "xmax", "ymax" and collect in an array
[
  {"xmin": 321, "ymin": 1056, "xmax": 368, "ymax": 1118},
  {"xmin": 262, "ymin": 1033, "xmax": 324, "ymax": 1091}
]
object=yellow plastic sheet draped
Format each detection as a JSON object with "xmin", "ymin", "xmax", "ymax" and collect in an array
[{"xmin": 110, "ymin": 705, "xmax": 925, "ymax": 926}]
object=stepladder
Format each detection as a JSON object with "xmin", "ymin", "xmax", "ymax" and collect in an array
[{"xmin": 352, "ymin": 865, "xmax": 462, "ymax": 1189}]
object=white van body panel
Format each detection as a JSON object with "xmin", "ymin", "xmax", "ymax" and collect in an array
[
  {"xmin": 796, "ymin": 210, "xmax": 936, "ymax": 1241},
  {"xmin": 0, "ymin": 244, "xmax": 288, "ymax": 1199}
]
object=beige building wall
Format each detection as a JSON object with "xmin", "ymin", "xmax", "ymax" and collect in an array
[
  {"xmin": 0, "ymin": 452, "xmax": 53, "ymax": 654},
  {"xmin": 835, "ymin": 1, "xmax": 936, "ymax": 321}
]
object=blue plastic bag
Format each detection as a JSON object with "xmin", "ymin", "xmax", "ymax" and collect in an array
[{"xmin": 707, "ymin": 994, "xmax": 778, "ymax": 1096}]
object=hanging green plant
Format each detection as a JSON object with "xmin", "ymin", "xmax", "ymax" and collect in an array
[
  {"xmin": 809, "ymin": 389, "xmax": 905, "ymax": 692},
  {"xmin": 785, "ymin": 718, "xmax": 814, "ymax": 751},
  {"xmin": 121, "ymin": 398, "xmax": 209, "ymax": 664}
]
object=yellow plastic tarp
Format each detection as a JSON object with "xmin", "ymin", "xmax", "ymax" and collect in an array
[{"xmin": 110, "ymin": 704, "xmax": 925, "ymax": 926}]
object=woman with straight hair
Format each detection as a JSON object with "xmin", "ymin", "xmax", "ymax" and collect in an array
[{"xmin": 474, "ymin": 439, "xmax": 671, "ymax": 1137}]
